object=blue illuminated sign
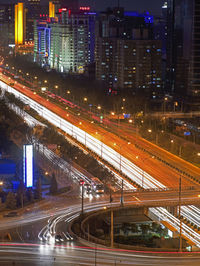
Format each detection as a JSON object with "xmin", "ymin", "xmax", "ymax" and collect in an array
[
  {"xmin": 124, "ymin": 11, "xmax": 153, "ymax": 24},
  {"xmin": 124, "ymin": 114, "xmax": 131, "ymax": 119},
  {"xmin": 23, "ymin": 144, "xmax": 33, "ymax": 188},
  {"xmin": 184, "ymin": 132, "xmax": 191, "ymax": 136}
]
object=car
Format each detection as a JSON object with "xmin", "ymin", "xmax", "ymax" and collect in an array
[
  {"xmin": 55, "ymin": 234, "xmax": 64, "ymax": 242},
  {"xmin": 84, "ymin": 183, "xmax": 92, "ymax": 194},
  {"xmin": 3, "ymin": 211, "xmax": 18, "ymax": 217}
]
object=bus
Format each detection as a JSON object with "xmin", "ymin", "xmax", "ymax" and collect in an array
[{"xmin": 91, "ymin": 177, "xmax": 104, "ymax": 194}]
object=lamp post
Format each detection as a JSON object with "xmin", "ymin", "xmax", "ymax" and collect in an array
[
  {"xmin": 120, "ymin": 179, "xmax": 124, "ymax": 207},
  {"xmin": 114, "ymin": 143, "xmax": 122, "ymax": 172},
  {"xmin": 89, "ymin": 104, "xmax": 92, "ymax": 119},
  {"xmin": 136, "ymin": 156, "xmax": 154, "ymax": 189},
  {"xmin": 99, "ymin": 132, "xmax": 106, "ymax": 158},
  {"xmin": 179, "ymin": 176, "xmax": 182, "ymax": 252},
  {"xmin": 80, "ymin": 179, "xmax": 85, "ymax": 216},
  {"xmin": 111, "ymin": 208, "xmax": 114, "ymax": 248}
]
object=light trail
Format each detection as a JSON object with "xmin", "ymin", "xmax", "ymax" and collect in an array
[
  {"xmin": 1, "ymin": 81, "xmax": 200, "ymax": 247},
  {"xmin": 1, "ymin": 81, "xmax": 163, "ymax": 190}
]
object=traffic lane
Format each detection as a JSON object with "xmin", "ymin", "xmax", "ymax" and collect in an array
[
  {"xmin": 125, "ymin": 131, "xmax": 200, "ymax": 179},
  {"xmin": 106, "ymin": 135, "xmax": 196, "ymax": 189},
  {"xmin": 0, "ymin": 243, "xmax": 199, "ymax": 266},
  {"xmin": 121, "ymin": 144, "xmax": 194, "ymax": 189},
  {"xmin": 2, "ymin": 74, "xmax": 198, "ymax": 189}
]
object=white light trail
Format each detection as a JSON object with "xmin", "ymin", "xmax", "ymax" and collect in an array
[{"xmin": 1, "ymin": 80, "xmax": 200, "ymax": 247}]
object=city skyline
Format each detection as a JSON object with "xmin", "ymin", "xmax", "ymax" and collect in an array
[{"xmin": 0, "ymin": 0, "xmax": 165, "ymax": 15}]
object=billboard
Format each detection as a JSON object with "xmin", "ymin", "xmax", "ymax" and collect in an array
[{"xmin": 23, "ymin": 145, "xmax": 33, "ymax": 188}]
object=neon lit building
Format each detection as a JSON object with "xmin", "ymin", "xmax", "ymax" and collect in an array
[
  {"xmin": 15, "ymin": 2, "xmax": 26, "ymax": 45},
  {"xmin": 34, "ymin": 7, "xmax": 96, "ymax": 73},
  {"xmin": 34, "ymin": 20, "xmax": 51, "ymax": 66}
]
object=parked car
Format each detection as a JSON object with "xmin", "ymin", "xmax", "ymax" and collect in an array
[{"xmin": 3, "ymin": 211, "xmax": 18, "ymax": 217}]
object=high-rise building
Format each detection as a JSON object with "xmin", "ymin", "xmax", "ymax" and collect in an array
[
  {"xmin": 26, "ymin": 0, "xmax": 41, "ymax": 19},
  {"xmin": 34, "ymin": 7, "xmax": 96, "ymax": 73},
  {"xmin": 60, "ymin": 0, "xmax": 79, "ymax": 11},
  {"xmin": 33, "ymin": 20, "xmax": 51, "ymax": 66},
  {"xmin": 0, "ymin": 4, "xmax": 15, "ymax": 46},
  {"xmin": 49, "ymin": 1, "xmax": 55, "ymax": 18},
  {"xmin": 95, "ymin": 8, "xmax": 162, "ymax": 95},
  {"xmin": 166, "ymin": 0, "xmax": 200, "ymax": 108},
  {"xmin": 26, "ymin": 0, "xmax": 42, "ymax": 41},
  {"xmin": 15, "ymin": 2, "xmax": 26, "ymax": 45}
]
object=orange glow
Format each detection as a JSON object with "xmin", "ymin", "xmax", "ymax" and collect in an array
[
  {"xmin": 15, "ymin": 2, "xmax": 24, "ymax": 45},
  {"xmin": 49, "ymin": 1, "xmax": 55, "ymax": 18}
]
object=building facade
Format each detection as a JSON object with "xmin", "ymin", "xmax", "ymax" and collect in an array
[
  {"xmin": 15, "ymin": 2, "xmax": 26, "ymax": 45},
  {"xmin": 95, "ymin": 8, "xmax": 162, "ymax": 95},
  {"xmin": 0, "ymin": 4, "xmax": 14, "ymax": 46},
  {"xmin": 34, "ymin": 7, "xmax": 95, "ymax": 74},
  {"xmin": 166, "ymin": 0, "xmax": 200, "ymax": 108}
]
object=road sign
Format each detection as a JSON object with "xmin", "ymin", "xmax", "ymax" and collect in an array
[
  {"xmin": 124, "ymin": 114, "xmax": 131, "ymax": 119},
  {"xmin": 184, "ymin": 132, "xmax": 191, "ymax": 136}
]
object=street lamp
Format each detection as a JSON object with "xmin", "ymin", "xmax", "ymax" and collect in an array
[
  {"xmin": 179, "ymin": 176, "xmax": 182, "ymax": 252},
  {"xmin": 114, "ymin": 143, "xmax": 122, "ymax": 172},
  {"xmin": 163, "ymin": 97, "xmax": 168, "ymax": 113},
  {"xmin": 136, "ymin": 156, "xmax": 154, "ymax": 189},
  {"xmin": 99, "ymin": 132, "xmax": 107, "ymax": 158}
]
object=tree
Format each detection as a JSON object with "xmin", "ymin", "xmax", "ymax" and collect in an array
[
  {"xmin": 26, "ymin": 188, "xmax": 34, "ymax": 203},
  {"xmin": 131, "ymin": 223, "xmax": 138, "ymax": 233},
  {"xmin": 5, "ymin": 192, "xmax": 17, "ymax": 209},
  {"xmin": 140, "ymin": 224, "xmax": 150, "ymax": 236},
  {"xmin": 49, "ymin": 173, "xmax": 58, "ymax": 194},
  {"xmin": 35, "ymin": 177, "xmax": 42, "ymax": 200},
  {"xmin": 16, "ymin": 180, "xmax": 26, "ymax": 208}
]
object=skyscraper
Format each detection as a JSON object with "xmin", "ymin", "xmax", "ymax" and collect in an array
[
  {"xmin": 95, "ymin": 8, "xmax": 162, "ymax": 95},
  {"xmin": 26, "ymin": 0, "xmax": 42, "ymax": 41},
  {"xmin": 27, "ymin": 0, "xmax": 41, "ymax": 19},
  {"xmin": 0, "ymin": 3, "xmax": 14, "ymax": 46},
  {"xmin": 15, "ymin": 2, "xmax": 26, "ymax": 45},
  {"xmin": 34, "ymin": 7, "xmax": 95, "ymax": 74},
  {"xmin": 167, "ymin": 0, "xmax": 200, "ymax": 108}
]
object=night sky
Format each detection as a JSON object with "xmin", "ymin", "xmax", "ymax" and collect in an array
[
  {"xmin": 0, "ymin": 0, "xmax": 165, "ymax": 16},
  {"xmin": 82, "ymin": 0, "xmax": 165, "ymax": 15}
]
